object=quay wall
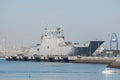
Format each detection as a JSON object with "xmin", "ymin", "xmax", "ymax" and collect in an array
[
  {"xmin": 75, "ymin": 57, "xmax": 116, "ymax": 64},
  {"xmin": 107, "ymin": 58, "xmax": 120, "ymax": 68},
  {"xmin": 5, "ymin": 55, "xmax": 120, "ymax": 68}
]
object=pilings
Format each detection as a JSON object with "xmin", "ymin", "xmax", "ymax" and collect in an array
[{"xmin": 5, "ymin": 55, "xmax": 78, "ymax": 62}]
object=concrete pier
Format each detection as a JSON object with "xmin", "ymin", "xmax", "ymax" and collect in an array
[
  {"xmin": 5, "ymin": 55, "xmax": 120, "ymax": 68},
  {"xmin": 107, "ymin": 58, "xmax": 120, "ymax": 68},
  {"xmin": 5, "ymin": 55, "xmax": 116, "ymax": 63},
  {"xmin": 75, "ymin": 57, "xmax": 116, "ymax": 64}
]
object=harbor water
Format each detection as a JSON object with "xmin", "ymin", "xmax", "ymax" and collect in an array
[{"xmin": 0, "ymin": 58, "xmax": 120, "ymax": 80}]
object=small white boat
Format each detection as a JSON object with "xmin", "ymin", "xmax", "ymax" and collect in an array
[{"xmin": 102, "ymin": 68, "xmax": 116, "ymax": 74}]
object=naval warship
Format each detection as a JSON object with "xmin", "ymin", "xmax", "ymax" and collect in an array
[{"xmin": 24, "ymin": 27, "xmax": 104, "ymax": 56}]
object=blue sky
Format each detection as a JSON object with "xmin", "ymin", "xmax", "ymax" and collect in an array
[{"xmin": 0, "ymin": 0, "xmax": 120, "ymax": 49}]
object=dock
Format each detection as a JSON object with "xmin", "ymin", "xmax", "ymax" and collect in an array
[
  {"xmin": 4, "ymin": 55, "xmax": 116, "ymax": 63},
  {"xmin": 5, "ymin": 55, "xmax": 78, "ymax": 62},
  {"xmin": 5, "ymin": 55, "xmax": 120, "ymax": 68}
]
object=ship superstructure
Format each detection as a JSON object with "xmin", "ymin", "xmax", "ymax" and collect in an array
[{"xmin": 25, "ymin": 27, "xmax": 104, "ymax": 56}]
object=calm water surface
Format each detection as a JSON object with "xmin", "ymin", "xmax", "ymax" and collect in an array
[{"xmin": 0, "ymin": 58, "xmax": 120, "ymax": 80}]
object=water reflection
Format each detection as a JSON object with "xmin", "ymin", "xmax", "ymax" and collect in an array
[
  {"xmin": 102, "ymin": 68, "xmax": 117, "ymax": 74},
  {"xmin": 102, "ymin": 68, "xmax": 120, "ymax": 80}
]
